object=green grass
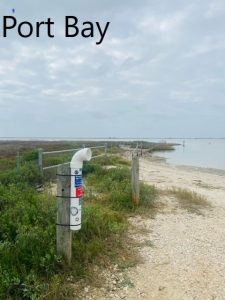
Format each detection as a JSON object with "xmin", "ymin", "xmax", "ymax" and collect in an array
[
  {"xmin": 0, "ymin": 184, "xmax": 128, "ymax": 299},
  {"xmin": 169, "ymin": 188, "xmax": 211, "ymax": 215},
  {"xmin": 84, "ymin": 158, "xmax": 157, "ymax": 213},
  {"xmin": 93, "ymin": 155, "xmax": 131, "ymax": 167},
  {"xmin": 0, "ymin": 164, "xmax": 44, "ymax": 187},
  {"xmin": 150, "ymin": 144, "xmax": 175, "ymax": 152},
  {"xmin": 0, "ymin": 158, "xmax": 16, "ymax": 173},
  {"xmin": 0, "ymin": 148, "xmax": 158, "ymax": 299},
  {"xmin": 0, "ymin": 185, "xmax": 58, "ymax": 299}
]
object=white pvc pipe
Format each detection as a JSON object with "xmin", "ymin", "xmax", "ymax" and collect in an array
[
  {"xmin": 70, "ymin": 148, "xmax": 92, "ymax": 169},
  {"xmin": 70, "ymin": 148, "xmax": 92, "ymax": 231}
]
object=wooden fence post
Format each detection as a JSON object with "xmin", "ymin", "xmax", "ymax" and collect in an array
[
  {"xmin": 56, "ymin": 164, "xmax": 72, "ymax": 265},
  {"xmin": 38, "ymin": 148, "xmax": 43, "ymax": 173},
  {"xmin": 132, "ymin": 154, "xmax": 140, "ymax": 205}
]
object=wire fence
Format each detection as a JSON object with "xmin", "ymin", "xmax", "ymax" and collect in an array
[{"xmin": 38, "ymin": 144, "xmax": 107, "ymax": 171}]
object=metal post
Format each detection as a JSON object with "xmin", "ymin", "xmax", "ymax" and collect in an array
[
  {"xmin": 56, "ymin": 164, "xmax": 72, "ymax": 265},
  {"xmin": 38, "ymin": 148, "xmax": 43, "ymax": 173},
  {"xmin": 132, "ymin": 154, "xmax": 140, "ymax": 205},
  {"xmin": 104, "ymin": 143, "xmax": 108, "ymax": 156}
]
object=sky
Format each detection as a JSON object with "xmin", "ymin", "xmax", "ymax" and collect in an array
[{"xmin": 0, "ymin": 0, "xmax": 225, "ymax": 138}]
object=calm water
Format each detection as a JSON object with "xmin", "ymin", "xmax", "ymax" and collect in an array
[{"xmin": 150, "ymin": 139, "xmax": 225, "ymax": 171}]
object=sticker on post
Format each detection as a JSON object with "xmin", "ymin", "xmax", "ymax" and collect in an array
[
  {"xmin": 75, "ymin": 187, "xmax": 83, "ymax": 198},
  {"xmin": 74, "ymin": 169, "xmax": 82, "ymax": 176},
  {"xmin": 74, "ymin": 175, "xmax": 82, "ymax": 187},
  {"xmin": 71, "ymin": 207, "xmax": 79, "ymax": 216}
]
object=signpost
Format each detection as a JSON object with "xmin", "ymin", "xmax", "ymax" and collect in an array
[
  {"xmin": 70, "ymin": 168, "xmax": 83, "ymax": 230},
  {"xmin": 70, "ymin": 148, "xmax": 92, "ymax": 231},
  {"xmin": 56, "ymin": 148, "xmax": 92, "ymax": 264}
]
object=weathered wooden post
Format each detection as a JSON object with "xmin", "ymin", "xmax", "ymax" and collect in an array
[
  {"xmin": 56, "ymin": 164, "xmax": 72, "ymax": 265},
  {"xmin": 104, "ymin": 143, "xmax": 107, "ymax": 157},
  {"xmin": 132, "ymin": 154, "xmax": 140, "ymax": 205},
  {"xmin": 38, "ymin": 148, "xmax": 43, "ymax": 173},
  {"xmin": 56, "ymin": 148, "xmax": 92, "ymax": 265}
]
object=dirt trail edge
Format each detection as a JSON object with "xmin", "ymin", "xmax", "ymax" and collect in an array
[{"xmin": 77, "ymin": 158, "xmax": 225, "ymax": 300}]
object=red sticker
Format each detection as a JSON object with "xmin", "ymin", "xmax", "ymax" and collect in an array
[{"xmin": 75, "ymin": 187, "xmax": 83, "ymax": 198}]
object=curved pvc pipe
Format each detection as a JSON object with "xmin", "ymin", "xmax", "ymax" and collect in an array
[
  {"xmin": 70, "ymin": 148, "xmax": 92, "ymax": 231},
  {"xmin": 70, "ymin": 148, "xmax": 92, "ymax": 169}
]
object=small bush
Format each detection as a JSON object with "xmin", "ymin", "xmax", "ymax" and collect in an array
[
  {"xmin": 0, "ymin": 164, "xmax": 44, "ymax": 187},
  {"xmin": 0, "ymin": 185, "xmax": 128, "ymax": 298},
  {"xmin": 0, "ymin": 185, "xmax": 59, "ymax": 299},
  {"xmin": 71, "ymin": 204, "xmax": 127, "ymax": 276},
  {"xmin": 22, "ymin": 150, "xmax": 39, "ymax": 163},
  {"xmin": 83, "ymin": 163, "xmax": 104, "ymax": 176},
  {"xmin": 86, "ymin": 164, "xmax": 157, "ymax": 212},
  {"xmin": 140, "ymin": 183, "xmax": 158, "ymax": 208},
  {"xmin": 94, "ymin": 155, "xmax": 130, "ymax": 167},
  {"xmin": 0, "ymin": 158, "xmax": 16, "ymax": 173},
  {"xmin": 169, "ymin": 188, "xmax": 211, "ymax": 214}
]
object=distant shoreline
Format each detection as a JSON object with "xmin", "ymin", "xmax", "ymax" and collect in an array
[
  {"xmin": 1, "ymin": 137, "xmax": 225, "ymax": 141},
  {"xmin": 149, "ymin": 154, "xmax": 225, "ymax": 175}
]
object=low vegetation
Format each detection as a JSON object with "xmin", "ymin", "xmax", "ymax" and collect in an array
[
  {"xmin": 169, "ymin": 188, "xmax": 211, "ymax": 215},
  {"xmin": 0, "ymin": 143, "xmax": 157, "ymax": 299},
  {"xmin": 149, "ymin": 143, "xmax": 176, "ymax": 152}
]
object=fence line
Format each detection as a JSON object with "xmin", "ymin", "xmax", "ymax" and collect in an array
[
  {"xmin": 42, "ymin": 145, "xmax": 106, "ymax": 156},
  {"xmin": 39, "ymin": 144, "xmax": 107, "ymax": 171},
  {"xmin": 43, "ymin": 162, "xmax": 70, "ymax": 171},
  {"xmin": 43, "ymin": 148, "xmax": 81, "ymax": 155}
]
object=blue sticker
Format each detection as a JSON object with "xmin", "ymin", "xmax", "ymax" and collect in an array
[{"xmin": 74, "ymin": 175, "xmax": 82, "ymax": 187}]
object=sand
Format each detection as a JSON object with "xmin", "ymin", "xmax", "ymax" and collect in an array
[
  {"xmin": 76, "ymin": 156, "xmax": 225, "ymax": 300},
  {"xmin": 124, "ymin": 157, "xmax": 225, "ymax": 300}
]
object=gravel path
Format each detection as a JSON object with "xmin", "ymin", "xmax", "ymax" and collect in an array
[{"xmin": 76, "ymin": 158, "xmax": 225, "ymax": 300}]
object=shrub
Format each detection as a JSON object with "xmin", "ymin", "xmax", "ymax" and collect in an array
[
  {"xmin": 71, "ymin": 204, "xmax": 127, "ymax": 276},
  {"xmin": 0, "ymin": 164, "xmax": 44, "ymax": 187},
  {"xmin": 21, "ymin": 150, "xmax": 39, "ymax": 163},
  {"xmin": 0, "ymin": 185, "xmax": 59, "ymax": 299}
]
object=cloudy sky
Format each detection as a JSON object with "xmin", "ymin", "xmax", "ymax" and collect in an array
[{"xmin": 0, "ymin": 0, "xmax": 225, "ymax": 138}]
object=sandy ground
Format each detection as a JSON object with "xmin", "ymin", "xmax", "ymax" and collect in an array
[
  {"xmin": 76, "ymin": 157, "xmax": 225, "ymax": 300},
  {"xmin": 124, "ymin": 158, "xmax": 225, "ymax": 300}
]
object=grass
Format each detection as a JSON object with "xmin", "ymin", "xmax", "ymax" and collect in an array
[
  {"xmin": 0, "ymin": 140, "xmax": 174, "ymax": 174},
  {"xmin": 0, "ymin": 184, "xmax": 128, "ymax": 299},
  {"xmin": 168, "ymin": 188, "xmax": 211, "ymax": 215},
  {"xmin": 84, "ymin": 157, "xmax": 157, "ymax": 213},
  {"xmin": 0, "ymin": 146, "xmax": 158, "ymax": 299},
  {"xmin": 0, "ymin": 185, "xmax": 58, "ymax": 299},
  {"xmin": 149, "ymin": 144, "xmax": 176, "ymax": 152}
]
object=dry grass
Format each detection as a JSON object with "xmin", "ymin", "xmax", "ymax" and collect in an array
[{"xmin": 168, "ymin": 188, "xmax": 212, "ymax": 215}]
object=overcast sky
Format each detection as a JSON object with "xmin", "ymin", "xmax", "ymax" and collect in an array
[{"xmin": 0, "ymin": 0, "xmax": 225, "ymax": 138}]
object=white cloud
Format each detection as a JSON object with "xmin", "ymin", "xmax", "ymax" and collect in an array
[
  {"xmin": 185, "ymin": 36, "xmax": 225, "ymax": 57},
  {"xmin": 170, "ymin": 90, "xmax": 202, "ymax": 103},
  {"xmin": 0, "ymin": 0, "xmax": 225, "ymax": 137},
  {"xmin": 139, "ymin": 9, "xmax": 189, "ymax": 42},
  {"xmin": 205, "ymin": 0, "xmax": 225, "ymax": 18}
]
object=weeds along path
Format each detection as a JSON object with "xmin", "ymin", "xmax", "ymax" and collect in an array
[{"xmin": 83, "ymin": 157, "xmax": 225, "ymax": 300}]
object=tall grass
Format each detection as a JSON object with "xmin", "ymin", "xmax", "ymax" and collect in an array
[
  {"xmin": 85, "ymin": 157, "xmax": 157, "ymax": 212},
  {"xmin": 0, "ymin": 185, "xmax": 58, "ymax": 299},
  {"xmin": 169, "ymin": 188, "xmax": 211, "ymax": 214},
  {"xmin": 0, "ymin": 150, "xmax": 157, "ymax": 299}
]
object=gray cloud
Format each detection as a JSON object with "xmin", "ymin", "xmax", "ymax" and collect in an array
[{"xmin": 0, "ymin": 0, "xmax": 225, "ymax": 138}]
